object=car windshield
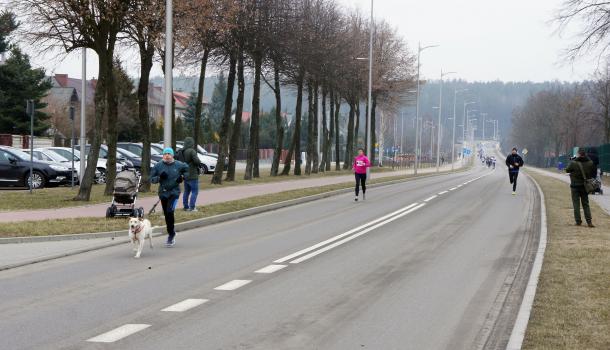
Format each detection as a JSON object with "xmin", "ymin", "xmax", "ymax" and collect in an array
[
  {"xmin": 50, "ymin": 148, "xmax": 80, "ymax": 161},
  {"xmin": 117, "ymin": 148, "xmax": 139, "ymax": 159},
  {"xmin": 40, "ymin": 150, "xmax": 69, "ymax": 162},
  {"xmin": 7, "ymin": 148, "xmax": 34, "ymax": 161}
]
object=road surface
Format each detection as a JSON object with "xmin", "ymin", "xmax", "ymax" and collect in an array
[{"xmin": 0, "ymin": 161, "xmax": 539, "ymax": 350}]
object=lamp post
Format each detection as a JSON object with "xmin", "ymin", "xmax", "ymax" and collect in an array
[
  {"xmin": 365, "ymin": 0, "xmax": 373, "ymax": 175},
  {"xmin": 26, "ymin": 100, "xmax": 35, "ymax": 194},
  {"xmin": 69, "ymin": 106, "xmax": 75, "ymax": 188},
  {"xmin": 480, "ymin": 112, "xmax": 488, "ymax": 140},
  {"xmin": 452, "ymin": 89, "xmax": 467, "ymax": 171},
  {"xmin": 414, "ymin": 42, "xmax": 438, "ymax": 175},
  {"xmin": 436, "ymin": 70, "xmax": 455, "ymax": 172},
  {"xmin": 163, "ymin": 0, "xmax": 173, "ymax": 148},
  {"xmin": 80, "ymin": 48, "xmax": 86, "ymax": 182}
]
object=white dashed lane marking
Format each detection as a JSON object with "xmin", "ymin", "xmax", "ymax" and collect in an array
[
  {"xmin": 438, "ymin": 191, "xmax": 449, "ymax": 195},
  {"xmin": 255, "ymin": 264, "xmax": 287, "ymax": 274},
  {"xmin": 424, "ymin": 195, "xmax": 437, "ymax": 202},
  {"xmin": 214, "ymin": 280, "xmax": 252, "ymax": 291},
  {"xmin": 87, "ymin": 324, "xmax": 151, "ymax": 343},
  {"xmin": 161, "ymin": 299, "xmax": 208, "ymax": 312}
]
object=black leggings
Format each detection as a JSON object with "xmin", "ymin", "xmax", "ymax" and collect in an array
[
  {"xmin": 161, "ymin": 195, "xmax": 179, "ymax": 239},
  {"xmin": 355, "ymin": 173, "xmax": 367, "ymax": 196},
  {"xmin": 509, "ymin": 171, "xmax": 519, "ymax": 191}
]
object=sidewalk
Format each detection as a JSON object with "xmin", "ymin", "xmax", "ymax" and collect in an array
[
  {"xmin": 0, "ymin": 162, "xmax": 463, "ymax": 223},
  {"xmin": 526, "ymin": 167, "xmax": 610, "ymax": 215}
]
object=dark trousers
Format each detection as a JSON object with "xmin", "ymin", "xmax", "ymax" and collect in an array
[
  {"xmin": 161, "ymin": 195, "xmax": 179, "ymax": 239},
  {"xmin": 509, "ymin": 171, "xmax": 519, "ymax": 191},
  {"xmin": 355, "ymin": 173, "xmax": 367, "ymax": 196},
  {"xmin": 571, "ymin": 186, "xmax": 592, "ymax": 224}
]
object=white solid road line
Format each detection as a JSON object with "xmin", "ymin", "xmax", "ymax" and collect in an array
[
  {"xmin": 161, "ymin": 299, "xmax": 209, "ymax": 312},
  {"xmin": 274, "ymin": 203, "xmax": 419, "ymax": 264},
  {"xmin": 423, "ymin": 195, "xmax": 437, "ymax": 202},
  {"xmin": 438, "ymin": 190, "xmax": 449, "ymax": 195},
  {"xmin": 255, "ymin": 264, "xmax": 287, "ymax": 274},
  {"xmin": 290, "ymin": 204, "xmax": 426, "ymax": 264},
  {"xmin": 449, "ymin": 187, "xmax": 458, "ymax": 191},
  {"xmin": 214, "ymin": 280, "xmax": 252, "ymax": 291},
  {"xmin": 87, "ymin": 324, "xmax": 151, "ymax": 343}
]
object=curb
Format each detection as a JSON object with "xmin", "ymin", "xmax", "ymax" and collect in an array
[
  {"xmin": 0, "ymin": 169, "xmax": 469, "ymax": 271},
  {"xmin": 506, "ymin": 171, "xmax": 548, "ymax": 349}
]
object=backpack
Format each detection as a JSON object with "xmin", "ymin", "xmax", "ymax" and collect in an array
[{"xmin": 175, "ymin": 149, "xmax": 186, "ymax": 162}]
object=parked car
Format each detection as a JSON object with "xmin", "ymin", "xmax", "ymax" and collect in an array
[
  {"xmin": 117, "ymin": 142, "xmax": 163, "ymax": 162},
  {"xmin": 46, "ymin": 147, "xmax": 123, "ymax": 184},
  {"xmin": 23, "ymin": 148, "xmax": 81, "ymax": 179},
  {"xmin": 76, "ymin": 144, "xmax": 133, "ymax": 169},
  {"xmin": 0, "ymin": 146, "xmax": 76, "ymax": 189},
  {"xmin": 153, "ymin": 142, "xmax": 219, "ymax": 174}
]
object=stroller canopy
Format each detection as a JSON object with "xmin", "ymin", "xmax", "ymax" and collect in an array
[{"xmin": 114, "ymin": 171, "xmax": 138, "ymax": 196}]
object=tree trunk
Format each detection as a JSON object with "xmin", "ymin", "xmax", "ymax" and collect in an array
[
  {"xmin": 211, "ymin": 52, "xmax": 237, "ymax": 184},
  {"xmin": 75, "ymin": 53, "xmax": 110, "ymax": 200},
  {"xmin": 343, "ymin": 102, "xmax": 355, "ymax": 170},
  {"xmin": 327, "ymin": 89, "xmax": 334, "ymax": 172},
  {"xmin": 245, "ymin": 53, "xmax": 262, "ymax": 180},
  {"xmin": 270, "ymin": 62, "xmax": 284, "ymax": 176},
  {"xmin": 334, "ymin": 95, "xmax": 341, "ymax": 171},
  {"xmin": 312, "ymin": 81, "xmax": 319, "ymax": 173},
  {"xmin": 194, "ymin": 49, "xmax": 209, "ymax": 149},
  {"xmin": 103, "ymin": 57, "xmax": 119, "ymax": 196},
  {"xmin": 282, "ymin": 71, "xmax": 304, "ymax": 176},
  {"xmin": 305, "ymin": 81, "xmax": 313, "ymax": 175},
  {"xmin": 227, "ymin": 50, "xmax": 245, "ymax": 181},
  {"xmin": 320, "ymin": 86, "xmax": 327, "ymax": 172},
  {"xmin": 136, "ymin": 42, "xmax": 154, "ymax": 192}
]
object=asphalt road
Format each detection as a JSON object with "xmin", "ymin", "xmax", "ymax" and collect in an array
[{"xmin": 0, "ymin": 160, "xmax": 538, "ymax": 350}]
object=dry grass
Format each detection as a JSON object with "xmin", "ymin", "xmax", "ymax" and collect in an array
[
  {"xmin": 0, "ymin": 167, "xmax": 397, "ymax": 211},
  {"xmin": 522, "ymin": 174, "xmax": 610, "ymax": 350},
  {"xmin": 0, "ymin": 173, "xmax": 412, "ymax": 237}
]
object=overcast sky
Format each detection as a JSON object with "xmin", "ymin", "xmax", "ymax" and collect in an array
[{"xmin": 25, "ymin": 0, "xmax": 599, "ymax": 83}]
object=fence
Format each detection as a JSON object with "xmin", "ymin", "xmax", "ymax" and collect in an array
[
  {"xmin": 600, "ymin": 143, "xmax": 610, "ymax": 173},
  {"xmin": 0, "ymin": 134, "xmax": 54, "ymax": 149}
]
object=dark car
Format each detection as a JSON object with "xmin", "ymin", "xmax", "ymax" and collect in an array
[
  {"xmin": 117, "ymin": 142, "xmax": 163, "ymax": 163},
  {"xmin": 76, "ymin": 144, "xmax": 131, "ymax": 169},
  {"xmin": 0, "ymin": 146, "xmax": 76, "ymax": 189}
]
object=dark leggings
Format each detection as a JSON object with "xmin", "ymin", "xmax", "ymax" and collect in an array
[
  {"xmin": 161, "ymin": 195, "xmax": 179, "ymax": 239},
  {"xmin": 509, "ymin": 171, "xmax": 519, "ymax": 191},
  {"xmin": 355, "ymin": 173, "xmax": 367, "ymax": 196}
]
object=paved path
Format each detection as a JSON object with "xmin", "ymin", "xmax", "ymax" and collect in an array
[
  {"xmin": 526, "ymin": 167, "xmax": 610, "ymax": 215},
  {"xmin": 0, "ymin": 159, "xmax": 537, "ymax": 349},
  {"xmin": 0, "ymin": 163, "xmax": 461, "ymax": 223}
]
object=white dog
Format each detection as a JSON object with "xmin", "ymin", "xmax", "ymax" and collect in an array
[{"xmin": 128, "ymin": 217, "xmax": 153, "ymax": 258}]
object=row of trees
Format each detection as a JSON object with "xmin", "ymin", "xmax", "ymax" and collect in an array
[
  {"xmin": 17, "ymin": 0, "xmax": 414, "ymax": 201},
  {"xmin": 511, "ymin": 72, "xmax": 610, "ymax": 166}
]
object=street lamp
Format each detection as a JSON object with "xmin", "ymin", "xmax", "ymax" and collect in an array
[
  {"xmin": 480, "ymin": 112, "xmax": 488, "ymax": 140},
  {"xmin": 164, "ymin": 0, "xmax": 173, "ymax": 148},
  {"xmin": 436, "ymin": 70, "xmax": 456, "ymax": 172},
  {"xmin": 452, "ymin": 89, "xmax": 467, "ymax": 171},
  {"xmin": 366, "ymin": 0, "xmax": 373, "ymax": 175},
  {"xmin": 414, "ymin": 42, "xmax": 438, "ymax": 175}
]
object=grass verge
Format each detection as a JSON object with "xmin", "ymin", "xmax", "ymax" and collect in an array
[
  {"xmin": 0, "ymin": 166, "xmax": 402, "ymax": 212},
  {"xmin": 522, "ymin": 173, "xmax": 610, "ymax": 349},
  {"xmin": 0, "ymin": 172, "xmax": 431, "ymax": 238}
]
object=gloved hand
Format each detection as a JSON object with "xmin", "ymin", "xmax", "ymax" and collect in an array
[
  {"xmin": 176, "ymin": 175, "xmax": 183, "ymax": 184},
  {"xmin": 160, "ymin": 172, "xmax": 168, "ymax": 180}
]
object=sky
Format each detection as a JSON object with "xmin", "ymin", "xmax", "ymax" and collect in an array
[{"xmin": 22, "ymin": 0, "xmax": 601, "ymax": 83}]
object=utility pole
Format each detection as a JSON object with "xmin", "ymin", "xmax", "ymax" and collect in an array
[
  {"xmin": 163, "ymin": 0, "xmax": 173, "ymax": 148},
  {"xmin": 26, "ymin": 100, "xmax": 34, "ymax": 194},
  {"xmin": 437, "ymin": 70, "xmax": 455, "ymax": 172},
  {"xmin": 70, "ymin": 106, "xmax": 75, "ymax": 188},
  {"xmin": 366, "ymin": 0, "xmax": 373, "ymax": 176},
  {"xmin": 414, "ymin": 43, "xmax": 438, "ymax": 175},
  {"xmin": 80, "ymin": 48, "xmax": 86, "ymax": 182}
]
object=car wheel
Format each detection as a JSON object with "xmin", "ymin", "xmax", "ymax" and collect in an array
[
  {"xmin": 26, "ymin": 171, "xmax": 46, "ymax": 189},
  {"xmin": 96, "ymin": 168, "xmax": 107, "ymax": 184},
  {"xmin": 106, "ymin": 207, "xmax": 112, "ymax": 218},
  {"xmin": 201, "ymin": 164, "xmax": 209, "ymax": 174}
]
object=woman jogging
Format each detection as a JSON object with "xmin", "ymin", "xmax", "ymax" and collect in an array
[{"xmin": 353, "ymin": 148, "xmax": 371, "ymax": 201}]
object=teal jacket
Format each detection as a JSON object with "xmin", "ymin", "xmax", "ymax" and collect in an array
[{"xmin": 150, "ymin": 160, "xmax": 189, "ymax": 199}]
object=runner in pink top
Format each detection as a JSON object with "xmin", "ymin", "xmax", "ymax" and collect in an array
[{"xmin": 353, "ymin": 148, "xmax": 371, "ymax": 201}]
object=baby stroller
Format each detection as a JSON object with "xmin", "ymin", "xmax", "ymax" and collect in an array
[{"xmin": 106, "ymin": 170, "xmax": 144, "ymax": 218}]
